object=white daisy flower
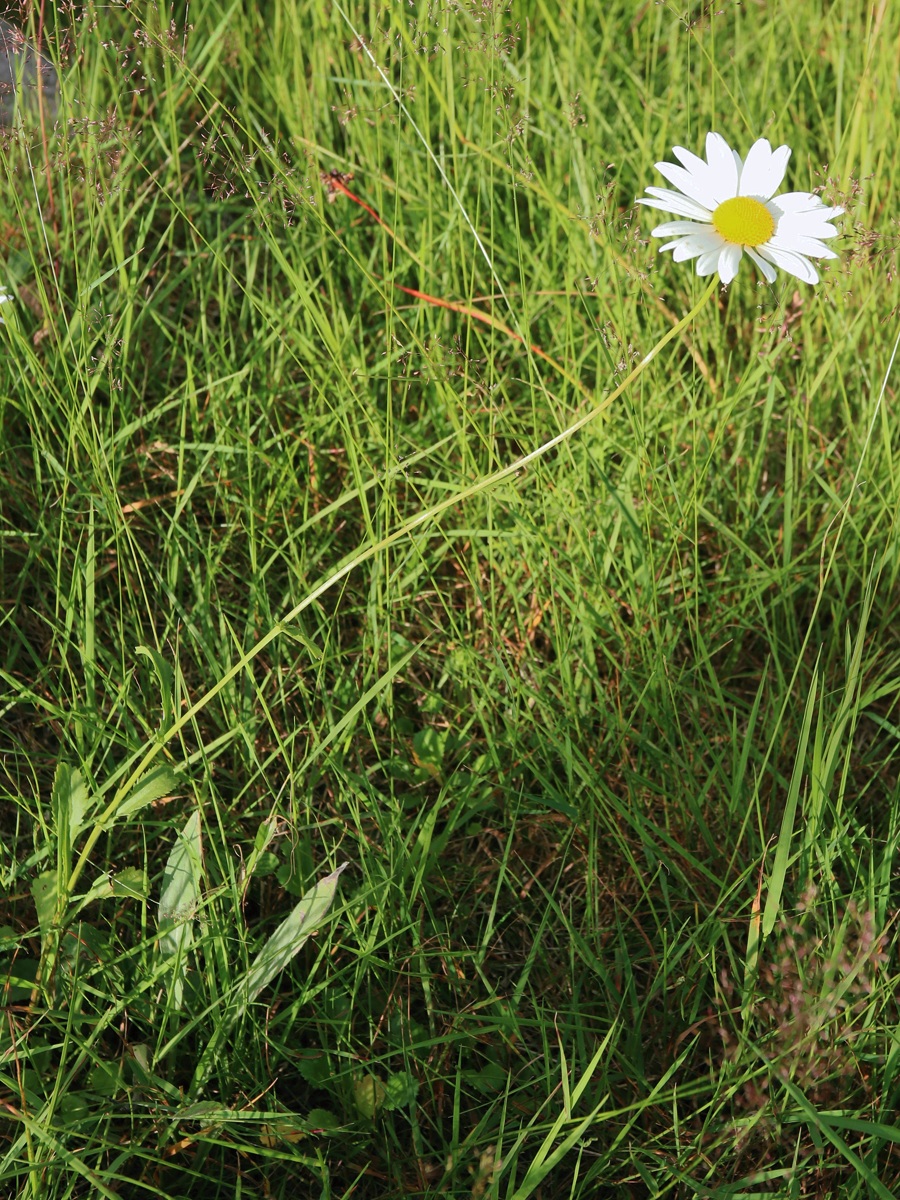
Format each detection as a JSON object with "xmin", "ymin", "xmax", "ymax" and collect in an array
[
  {"xmin": 638, "ymin": 132, "xmax": 843, "ymax": 286},
  {"xmin": 0, "ymin": 288, "xmax": 11, "ymax": 324}
]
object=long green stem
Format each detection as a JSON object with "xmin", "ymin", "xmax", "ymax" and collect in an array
[{"xmin": 66, "ymin": 276, "xmax": 719, "ymax": 901}]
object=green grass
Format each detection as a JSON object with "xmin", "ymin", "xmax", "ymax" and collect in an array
[{"xmin": 1, "ymin": 0, "xmax": 900, "ymax": 1195}]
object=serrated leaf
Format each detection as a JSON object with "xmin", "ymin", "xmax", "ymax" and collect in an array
[
  {"xmin": 306, "ymin": 1108, "xmax": 340, "ymax": 1132},
  {"xmin": 242, "ymin": 862, "xmax": 347, "ymax": 1006},
  {"xmin": 116, "ymin": 765, "xmax": 181, "ymax": 823},
  {"xmin": 382, "ymin": 1071, "xmax": 419, "ymax": 1111},
  {"xmin": 110, "ymin": 867, "xmax": 149, "ymax": 900},
  {"xmin": 295, "ymin": 1049, "xmax": 331, "ymax": 1086}
]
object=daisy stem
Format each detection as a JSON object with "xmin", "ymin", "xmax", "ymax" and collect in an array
[{"xmin": 63, "ymin": 275, "xmax": 720, "ymax": 910}]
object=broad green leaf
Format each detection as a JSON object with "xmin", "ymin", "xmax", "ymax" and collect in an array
[
  {"xmin": 254, "ymin": 816, "xmax": 277, "ymax": 855},
  {"xmin": 2, "ymin": 958, "xmax": 39, "ymax": 1003},
  {"xmin": 111, "ymin": 867, "xmax": 149, "ymax": 900},
  {"xmin": 412, "ymin": 727, "xmax": 445, "ymax": 779},
  {"xmin": 296, "ymin": 1050, "xmax": 331, "ymax": 1086},
  {"xmin": 191, "ymin": 863, "xmax": 348, "ymax": 1094},
  {"xmin": 251, "ymin": 851, "xmax": 279, "ymax": 878},
  {"xmin": 157, "ymin": 811, "xmax": 203, "ymax": 1010},
  {"xmin": 382, "ymin": 1071, "xmax": 419, "ymax": 1111},
  {"xmin": 88, "ymin": 1061, "xmax": 123, "ymax": 1097},
  {"xmin": 73, "ymin": 867, "xmax": 149, "ymax": 916},
  {"xmin": 243, "ymin": 862, "xmax": 347, "ymax": 1005},
  {"xmin": 306, "ymin": 1109, "xmax": 340, "ymax": 1132},
  {"xmin": 354, "ymin": 1075, "xmax": 386, "ymax": 1119},
  {"xmin": 72, "ymin": 875, "xmax": 115, "ymax": 915}
]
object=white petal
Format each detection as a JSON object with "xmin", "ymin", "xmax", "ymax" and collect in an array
[
  {"xmin": 768, "ymin": 233, "xmax": 839, "ymax": 260},
  {"xmin": 655, "ymin": 160, "xmax": 721, "ymax": 209},
  {"xmin": 696, "ymin": 248, "xmax": 722, "ymax": 276},
  {"xmin": 650, "ymin": 219, "xmax": 710, "ymax": 237},
  {"xmin": 775, "ymin": 208, "xmax": 842, "ymax": 234},
  {"xmin": 638, "ymin": 188, "xmax": 714, "ymax": 220},
  {"xmin": 672, "ymin": 145, "xmax": 713, "ymax": 177},
  {"xmin": 668, "ymin": 138, "xmax": 740, "ymax": 206},
  {"xmin": 668, "ymin": 232, "xmax": 725, "ymax": 261},
  {"xmin": 704, "ymin": 132, "xmax": 740, "ymax": 200},
  {"xmin": 774, "ymin": 192, "xmax": 843, "ymax": 219},
  {"xmin": 658, "ymin": 237, "xmax": 703, "ymax": 260},
  {"xmin": 759, "ymin": 245, "xmax": 819, "ymax": 285},
  {"xmin": 717, "ymin": 243, "xmax": 743, "ymax": 284},
  {"xmin": 739, "ymin": 139, "xmax": 791, "ymax": 199},
  {"xmin": 745, "ymin": 247, "xmax": 778, "ymax": 283},
  {"xmin": 776, "ymin": 215, "xmax": 841, "ymax": 241}
]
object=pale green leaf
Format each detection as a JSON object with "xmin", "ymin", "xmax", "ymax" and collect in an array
[
  {"xmin": 157, "ymin": 811, "xmax": 203, "ymax": 1010},
  {"xmin": 31, "ymin": 871, "xmax": 57, "ymax": 940},
  {"xmin": 243, "ymin": 862, "xmax": 348, "ymax": 1005}
]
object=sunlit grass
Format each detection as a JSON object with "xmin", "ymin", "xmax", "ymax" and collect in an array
[{"xmin": 1, "ymin": 0, "xmax": 900, "ymax": 1196}]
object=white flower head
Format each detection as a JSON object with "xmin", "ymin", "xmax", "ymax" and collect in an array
[
  {"xmin": 638, "ymin": 132, "xmax": 843, "ymax": 286},
  {"xmin": 0, "ymin": 287, "xmax": 10, "ymax": 323}
]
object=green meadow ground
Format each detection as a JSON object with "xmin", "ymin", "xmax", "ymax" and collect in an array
[{"xmin": 1, "ymin": 0, "xmax": 900, "ymax": 1195}]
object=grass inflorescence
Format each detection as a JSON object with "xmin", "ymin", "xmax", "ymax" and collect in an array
[{"xmin": 2, "ymin": 0, "xmax": 900, "ymax": 1196}]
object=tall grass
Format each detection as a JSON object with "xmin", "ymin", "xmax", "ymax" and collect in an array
[{"xmin": 2, "ymin": 0, "xmax": 900, "ymax": 1195}]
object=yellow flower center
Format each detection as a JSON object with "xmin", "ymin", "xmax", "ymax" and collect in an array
[{"xmin": 711, "ymin": 196, "xmax": 775, "ymax": 247}]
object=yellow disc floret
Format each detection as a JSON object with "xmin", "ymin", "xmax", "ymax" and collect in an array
[{"xmin": 711, "ymin": 196, "xmax": 775, "ymax": 247}]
